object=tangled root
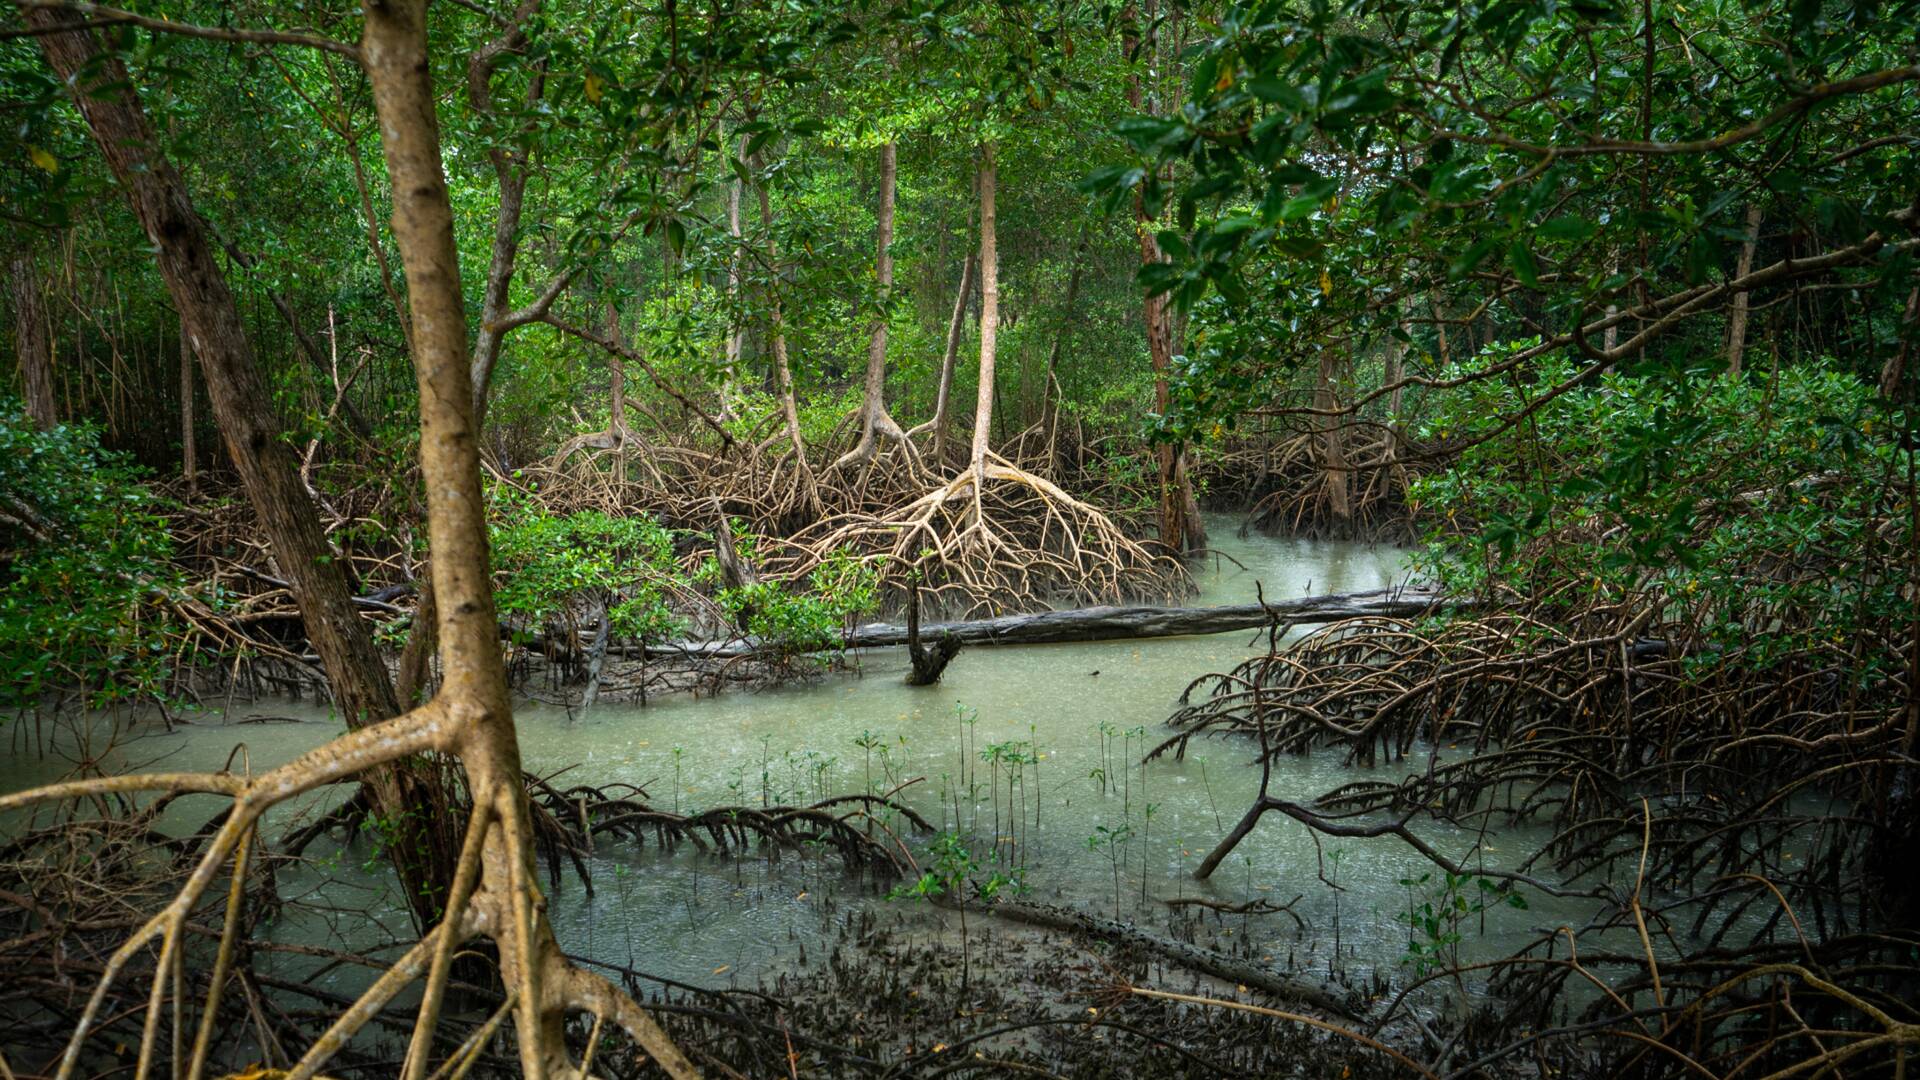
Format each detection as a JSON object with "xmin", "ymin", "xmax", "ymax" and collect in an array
[
  {"xmin": 1158, "ymin": 611, "xmax": 1920, "ymax": 1078},
  {"xmin": 778, "ymin": 455, "xmax": 1190, "ymax": 618},
  {"xmin": 525, "ymin": 775, "xmax": 933, "ymax": 878}
]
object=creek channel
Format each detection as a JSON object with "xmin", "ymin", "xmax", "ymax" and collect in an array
[{"xmin": 5, "ymin": 515, "xmax": 1609, "ymax": 1005}]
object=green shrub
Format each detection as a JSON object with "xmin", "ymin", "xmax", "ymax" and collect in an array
[
  {"xmin": 718, "ymin": 547, "xmax": 881, "ymax": 655},
  {"xmin": 488, "ymin": 490, "xmax": 683, "ymax": 644},
  {"xmin": 0, "ymin": 402, "xmax": 184, "ymax": 711},
  {"xmin": 1411, "ymin": 353, "xmax": 1911, "ymax": 666}
]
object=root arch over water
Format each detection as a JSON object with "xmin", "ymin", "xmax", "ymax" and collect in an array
[{"xmin": 791, "ymin": 454, "xmax": 1188, "ymax": 618}]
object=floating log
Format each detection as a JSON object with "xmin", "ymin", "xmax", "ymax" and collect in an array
[{"xmin": 644, "ymin": 585, "xmax": 1454, "ymax": 659}]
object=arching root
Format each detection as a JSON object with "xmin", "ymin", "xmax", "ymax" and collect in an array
[{"xmin": 779, "ymin": 454, "xmax": 1190, "ymax": 618}]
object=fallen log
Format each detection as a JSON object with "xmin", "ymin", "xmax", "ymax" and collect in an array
[
  {"xmin": 985, "ymin": 898, "xmax": 1361, "ymax": 1019},
  {"xmin": 644, "ymin": 585, "xmax": 1454, "ymax": 659}
]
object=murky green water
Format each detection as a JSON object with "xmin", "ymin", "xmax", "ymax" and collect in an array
[{"xmin": 3, "ymin": 517, "xmax": 1613, "ymax": 998}]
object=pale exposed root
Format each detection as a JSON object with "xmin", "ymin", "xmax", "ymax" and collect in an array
[
  {"xmin": 778, "ymin": 454, "xmax": 1189, "ymax": 618},
  {"xmin": 829, "ymin": 407, "xmax": 917, "ymax": 476},
  {"xmin": 0, "ymin": 696, "xmax": 698, "ymax": 1080}
]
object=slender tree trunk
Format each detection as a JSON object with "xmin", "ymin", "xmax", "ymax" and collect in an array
[
  {"xmin": 180, "ymin": 328, "xmax": 197, "ymax": 490},
  {"xmin": 395, "ymin": 569, "xmax": 436, "ymax": 707},
  {"xmin": 359, "ymin": 6, "xmax": 695, "ymax": 1070},
  {"xmin": 1041, "ymin": 233, "xmax": 1089, "ymax": 473},
  {"xmin": 1317, "ymin": 350, "xmax": 1352, "ymax": 530},
  {"xmin": 9, "ymin": 255, "xmax": 55, "ymax": 429},
  {"xmin": 1124, "ymin": 6, "xmax": 1203, "ymax": 554},
  {"xmin": 920, "ymin": 251, "xmax": 974, "ymax": 465},
  {"xmin": 606, "ymin": 294, "xmax": 627, "ymax": 486},
  {"xmin": 1882, "ymin": 286, "xmax": 1920, "ymax": 400},
  {"xmin": 722, "ymin": 133, "xmax": 747, "ymax": 421},
  {"xmin": 1382, "ymin": 314, "xmax": 1411, "ymax": 497},
  {"xmin": 836, "ymin": 141, "xmax": 907, "ymax": 470},
  {"xmin": 25, "ymin": 3, "xmax": 453, "ymax": 931},
  {"xmin": 970, "ymin": 143, "xmax": 998, "ymax": 476},
  {"xmin": 1384, "ymin": 327, "xmax": 1407, "ymax": 420},
  {"xmin": 752, "ymin": 161, "xmax": 823, "ymax": 516},
  {"xmin": 1726, "ymin": 202, "xmax": 1762, "ymax": 376},
  {"xmin": 465, "ymin": 31, "xmax": 545, "ymax": 425}
]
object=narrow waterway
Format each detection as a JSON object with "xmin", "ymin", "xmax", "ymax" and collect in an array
[{"xmin": 5, "ymin": 517, "xmax": 1615, "ymax": 1001}]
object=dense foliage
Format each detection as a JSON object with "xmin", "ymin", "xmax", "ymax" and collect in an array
[
  {"xmin": 1414, "ymin": 357, "xmax": 1913, "ymax": 666},
  {"xmin": 0, "ymin": 402, "xmax": 183, "ymax": 711}
]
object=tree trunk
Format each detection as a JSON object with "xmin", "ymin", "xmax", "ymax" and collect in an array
[
  {"xmin": 835, "ymin": 141, "xmax": 907, "ymax": 471},
  {"xmin": 918, "ymin": 250, "xmax": 974, "ymax": 465},
  {"xmin": 1382, "ymin": 314, "xmax": 1412, "ymax": 498},
  {"xmin": 1726, "ymin": 202, "xmax": 1762, "ymax": 376},
  {"xmin": 180, "ymin": 327, "xmax": 196, "ymax": 490},
  {"xmin": 358, "ymin": 6, "xmax": 695, "ymax": 1071},
  {"xmin": 26, "ymin": 3, "xmax": 452, "ymax": 931},
  {"xmin": 904, "ymin": 576, "xmax": 962, "ymax": 685},
  {"xmin": 9, "ymin": 254, "xmax": 55, "ymax": 430},
  {"xmin": 752, "ymin": 165, "xmax": 823, "ymax": 516},
  {"xmin": 722, "ymin": 132, "xmax": 747, "ymax": 421},
  {"xmin": 1883, "ymin": 286, "xmax": 1920, "ymax": 400},
  {"xmin": 970, "ymin": 143, "xmax": 998, "ymax": 477},
  {"xmin": 1041, "ymin": 233, "xmax": 1088, "ymax": 473},
  {"xmin": 464, "ymin": 28, "xmax": 545, "ymax": 426},
  {"xmin": 606, "ymin": 294, "xmax": 627, "ymax": 486},
  {"xmin": 1124, "ymin": 8, "xmax": 1203, "ymax": 554},
  {"xmin": 647, "ymin": 585, "xmax": 1452, "ymax": 658},
  {"xmin": 1317, "ymin": 350, "xmax": 1352, "ymax": 531}
]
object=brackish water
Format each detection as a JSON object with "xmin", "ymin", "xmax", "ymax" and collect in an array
[{"xmin": 4, "ymin": 517, "xmax": 1611, "ymax": 1002}]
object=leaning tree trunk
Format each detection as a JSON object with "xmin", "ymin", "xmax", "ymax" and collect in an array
[
  {"xmin": 605, "ymin": 293, "xmax": 628, "ymax": 486},
  {"xmin": 25, "ymin": 3, "xmax": 454, "ymax": 931},
  {"xmin": 835, "ymin": 141, "xmax": 908, "ymax": 471},
  {"xmin": 9, "ymin": 254, "xmax": 55, "ymax": 429},
  {"xmin": 752, "ymin": 160, "xmax": 823, "ymax": 518},
  {"xmin": 721, "ymin": 132, "xmax": 747, "ymax": 422},
  {"xmin": 970, "ymin": 142, "xmax": 998, "ymax": 478},
  {"xmin": 1883, "ymin": 286, "xmax": 1920, "ymax": 400},
  {"xmin": 917, "ymin": 249, "xmax": 974, "ymax": 465},
  {"xmin": 1040, "ymin": 231, "xmax": 1088, "ymax": 475}
]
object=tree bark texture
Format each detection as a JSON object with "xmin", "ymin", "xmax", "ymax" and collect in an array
[
  {"xmin": 1726, "ymin": 202, "xmax": 1763, "ymax": 376},
  {"xmin": 970, "ymin": 143, "xmax": 998, "ymax": 474},
  {"xmin": 10, "ymin": 254, "xmax": 56, "ymax": 429},
  {"xmin": 358, "ymin": 4, "xmax": 696, "ymax": 1071},
  {"xmin": 25, "ymin": 1, "xmax": 453, "ymax": 932}
]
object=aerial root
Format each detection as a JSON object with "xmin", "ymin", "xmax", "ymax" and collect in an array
[
  {"xmin": 1161, "ymin": 607, "xmax": 1919, "ymax": 1079},
  {"xmin": 523, "ymin": 777, "xmax": 932, "ymax": 877},
  {"xmin": 0, "ymin": 697, "xmax": 703, "ymax": 1080},
  {"xmin": 780, "ymin": 455, "xmax": 1189, "ymax": 618}
]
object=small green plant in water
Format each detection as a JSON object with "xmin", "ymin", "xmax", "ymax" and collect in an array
[{"xmin": 1397, "ymin": 870, "xmax": 1528, "ymax": 975}]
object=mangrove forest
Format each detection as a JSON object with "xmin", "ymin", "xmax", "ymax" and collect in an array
[{"xmin": 1, "ymin": 0, "xmax": 1917, "ymax": 1076}]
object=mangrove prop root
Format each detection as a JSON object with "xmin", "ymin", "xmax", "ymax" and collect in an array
[{"xmin": 1162, "ymin": 609, "xmax": 1920, "ymax": 1078}]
